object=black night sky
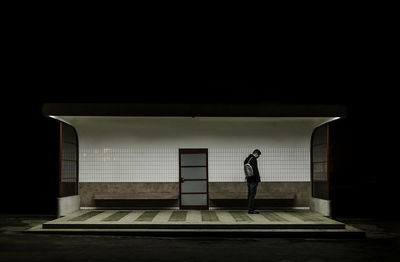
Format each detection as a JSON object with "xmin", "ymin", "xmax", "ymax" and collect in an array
[
  {"xmin": 2, "ymin": 9, "xmax": 400, "ymax": 262},
  {"xmin": 2, "ymin": 20, "xmax": 397, "ymax": 219},
  {"xmin": 2, "ymin": 70, "xmax": 396, "ymax": 218}
]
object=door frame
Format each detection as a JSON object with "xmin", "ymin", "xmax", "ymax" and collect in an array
[{"xmin": 179, "ymin": 148, "xmax": 209, "ymax": 210}]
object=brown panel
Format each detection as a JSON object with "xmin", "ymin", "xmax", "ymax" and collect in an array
[
  {"xmin": 79, "ymin": 182, "xmax": 179, "ymax": 207},
  {"xmin": 209, "ymin": 182, "xmax": 310, "ymax": 208},
  {"xmin": 78, "ymin": 182, "xmax": 310, "ymax": 209}
]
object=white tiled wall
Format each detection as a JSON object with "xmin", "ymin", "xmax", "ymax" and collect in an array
[
  {"xmin": 209, "ymin": 147, "xmax": 310, "ymax": 182},
  {"xmin": 60, "ymin": 117, "xmax": 333, "ymax": 182},
  {"xmin": 80, "ymin": 147, "xmax": 178, "ymax": 182}
]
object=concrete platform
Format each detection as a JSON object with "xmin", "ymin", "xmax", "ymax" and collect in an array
[{"xmin": 26, "ymin": 210, "xmax": 365, "ymax": 238}]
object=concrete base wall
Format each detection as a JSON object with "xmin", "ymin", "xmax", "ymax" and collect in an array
[
  {"xmin": 57, "ymin": 195, "xmax": 80, "ymax": 217},
  {"xmin": 79, "ymin": 182, "xmax": 310, "ymax": 209},
  {"xmin": 310, "ymin": 197, "xmax": 331, "ymax": 217}
]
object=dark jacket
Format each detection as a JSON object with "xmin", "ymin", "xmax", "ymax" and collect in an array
[{"xmin": 244, "ymin": 154, "xmax": 261, "ymax": 183}]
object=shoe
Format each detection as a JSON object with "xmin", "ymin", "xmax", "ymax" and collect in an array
[{"xmin": 248, "ymin": 210, "xmax": 260, "ymax": 214}]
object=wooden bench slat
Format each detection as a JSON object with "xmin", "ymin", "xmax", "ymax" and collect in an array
[
  {"xmin": 93, "ymin": 193, "xmax": 179, "ymax": 200},
  {"xmin": 209, "ymin": 193, "xmax": 295, "ymax": 199},
  {"xmin": 93, "ymin": 193, "xmax": 294, "ymax": 200}
]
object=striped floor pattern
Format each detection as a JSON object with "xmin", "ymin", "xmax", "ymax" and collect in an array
[
  {"xmin": 63, "ymin": 210, "xmax": 331, "ymax": 223},
  {"xmin": 42, "ymin": 210, "xmax": 345, "ymax": 229},
  {"xmin": 46, "ymin": 210, "xmax": 344, "ymax": 229},
  {"xmin": 33, "ymin": 209, "xmax": 367, "ymax": 238}
]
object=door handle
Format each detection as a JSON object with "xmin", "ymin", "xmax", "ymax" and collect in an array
[{"xmin": 180, "ymin": 177, "xmax": 185, "ymax": 183}]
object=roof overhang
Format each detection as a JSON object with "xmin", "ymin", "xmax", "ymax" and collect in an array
[{"xmin": 43, "ymin": 103, "xmax": 347, "ymax": 118}]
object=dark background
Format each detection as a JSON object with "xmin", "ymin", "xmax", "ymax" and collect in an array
[
  {"xmin": 2, "ymin": 13, "xmax": 396, "ymax": 218},
  {"xmin": 2, "ymin": 71, "xmax": 396, "ymax": 219}
]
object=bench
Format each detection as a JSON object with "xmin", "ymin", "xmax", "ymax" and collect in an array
[
  {"xmin": 88, "ymin": 182, "xmax": 298, "ymax": 209},
  {"xmin": 209, "ymin": 192, "xmax": 295, "ymax": 200},
  {"xmin": 93, "ymin": 193, "xmax": 179, "ymax": 200},
  {"xmin": 208, "ymin": 182, "xmax": 297, "ymax": 208},
  {"xmin": 93, "ymin": 192, "xmax": 179, "ymax": 209},
  {"xmin": 86, "ymin": 182, "xmax": 179, "ymax": 203},
  {"xmin": 208, "ymin": 182, "xmax": 296, "ymax": 200},
  {"xmin": 93, "ymin": 193, "xmax": 294, "ymax": 200},
  {"xmin": 209, "ymin": 192, "xmax": 296, "ymax": 208}
]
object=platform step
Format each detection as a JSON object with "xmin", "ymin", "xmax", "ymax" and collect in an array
[
  {"xmin": 41, "ymin": 210, "xmax": 347, "ymax": 230},
  {"xmin": 42, "ymin": 223, "xmax": 345, "ymax": 230},
  {"xmin": 28, "ymin": 210, "xmax": 366, "ymax": 238},
  {"xmin": 28, "ymin": 225, "xmax": 365, "ymax": 238}
]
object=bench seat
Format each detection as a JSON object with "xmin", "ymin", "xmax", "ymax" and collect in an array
[
  {"xmin": 209, "ymin": 192, "xmax": 295, "ymax": 200},
  {"xmin": 93, "ymin": 193, "xmax": 293, "ymax": 200},
  {"xmin": 93, "ymin": 193, "xmax": 179, "ymax": 200}
]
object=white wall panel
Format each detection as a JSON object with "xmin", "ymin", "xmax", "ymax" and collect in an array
[
  {"xmin": 209, "ymin": 147, "xmax": 310, "ymax": 182},
  {"xmin": 60, "ymin": 117, "xmax": 333, "ymax": 182}
]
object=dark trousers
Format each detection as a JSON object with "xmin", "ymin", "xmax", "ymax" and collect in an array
[{"xmin": 247, "ymin": 182, "xmax": 258, "ymax": 211}]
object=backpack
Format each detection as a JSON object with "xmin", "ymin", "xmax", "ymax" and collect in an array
[{"xmin": 244, "ymin": 157, "xmax": 254, "ymax": 178}]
